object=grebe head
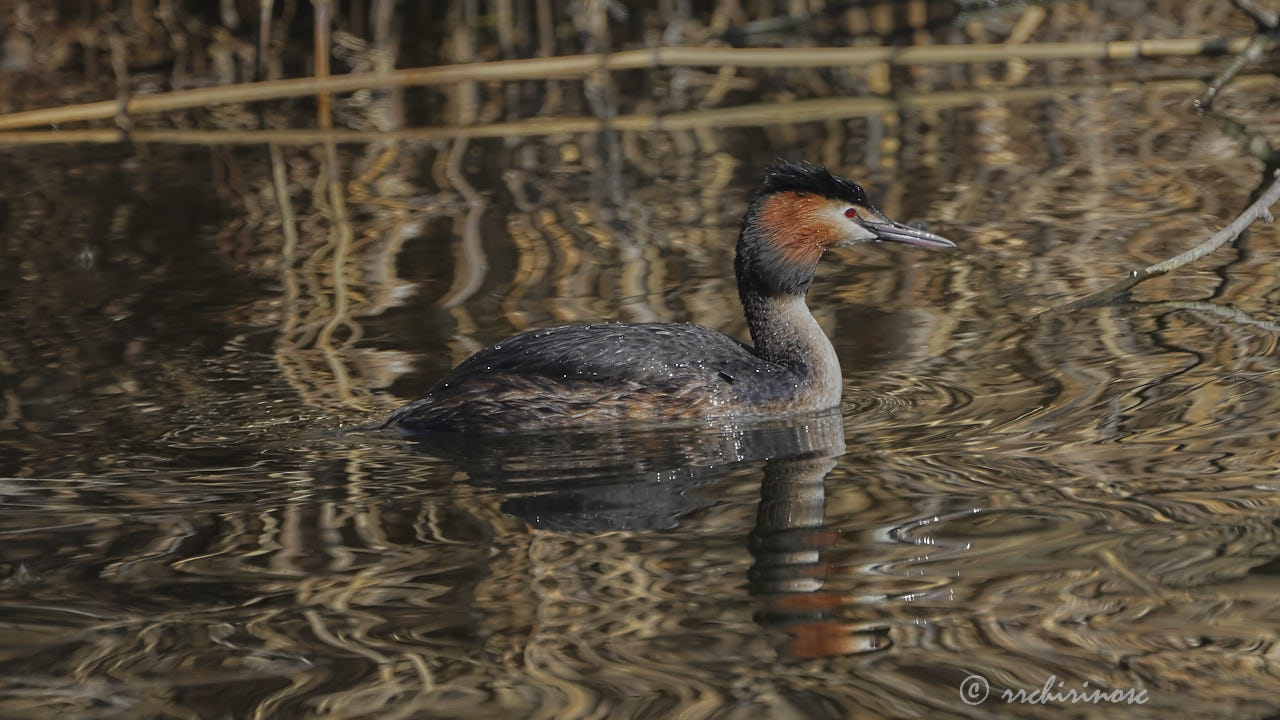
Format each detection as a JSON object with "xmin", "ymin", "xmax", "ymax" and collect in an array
[{"xmin": 735, "ymin": 160, "xmax": 955, "ymax": 297}]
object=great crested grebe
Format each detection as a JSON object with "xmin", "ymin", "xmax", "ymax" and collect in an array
[{"xmin": 382, "ymin": 161, "xmax": 954, "ymax": 433}]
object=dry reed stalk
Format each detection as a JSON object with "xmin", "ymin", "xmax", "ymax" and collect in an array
[
  {"xmin": 2, "ymin": 74, "xmax": 1273, "ymax": 147},
  {"xmin": 0, "ymin": 37, "xmax": 1253, "ymax": 132}
]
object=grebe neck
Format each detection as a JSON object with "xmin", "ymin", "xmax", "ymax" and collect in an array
[
  {"xmin": 740, "ymin": 290, "xmax": 842, "ymax": 407},
  {"xmin": 732, "ymin": 198, "xmax": 843, "ymax": 406}
]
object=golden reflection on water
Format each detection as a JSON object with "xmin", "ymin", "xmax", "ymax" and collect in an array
[{"xmin": 4, "ymin": 2, "xmax": 1280, "ymax": 719}]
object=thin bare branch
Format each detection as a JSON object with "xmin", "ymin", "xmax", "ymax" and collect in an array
[
  {"xmin": 1232, "ymin": 0, "xmax": 1280, "ymax": 30},
  {"xmin": 1041, "ymin": 169, "xmax": 1280, "ymax": 318},
  {"xmin": 1197, "ymin": 0, "xmax": 1280, "ymax": 110},
  {"xmin": 1196, "ymin": 33, "xmax": 1275, "ymax": 111}
]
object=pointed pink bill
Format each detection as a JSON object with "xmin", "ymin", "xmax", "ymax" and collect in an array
[{"xmin": 864, "ymin": 219, "xmax": 956, "ymax": 248}]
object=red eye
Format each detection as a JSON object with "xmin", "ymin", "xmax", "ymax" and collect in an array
[{"xmin": 844, "ymin": 208, "xmax": 858, "ymax": 219}]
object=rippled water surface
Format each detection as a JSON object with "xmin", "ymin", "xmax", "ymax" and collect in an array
[{"xmin": 5, "ymin": 5, "xmax": 1280, "ymax": 719}]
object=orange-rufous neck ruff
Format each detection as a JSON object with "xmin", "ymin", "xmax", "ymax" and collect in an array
[{"xmin": 758, "ymin": 191, "xmax": 843, "ymax": 266}]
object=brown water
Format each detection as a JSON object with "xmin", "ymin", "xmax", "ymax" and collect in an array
[{"xmin": 5, "ymin": 12, "xmax": 1280, "ymax": 720}]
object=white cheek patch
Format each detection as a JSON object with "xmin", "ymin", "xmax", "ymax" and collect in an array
[
  {"xmin": 823, "ymin": 205, "xmax": 879, "ymax": 244},
  {"xmin": 846, "ymin": 222, "xmax": 880, "ymax": 243}
]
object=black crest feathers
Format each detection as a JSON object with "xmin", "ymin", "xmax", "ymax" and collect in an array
[{"xmin": 757, "ymin": 159, "xmax": 869, "ymax": 206}]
